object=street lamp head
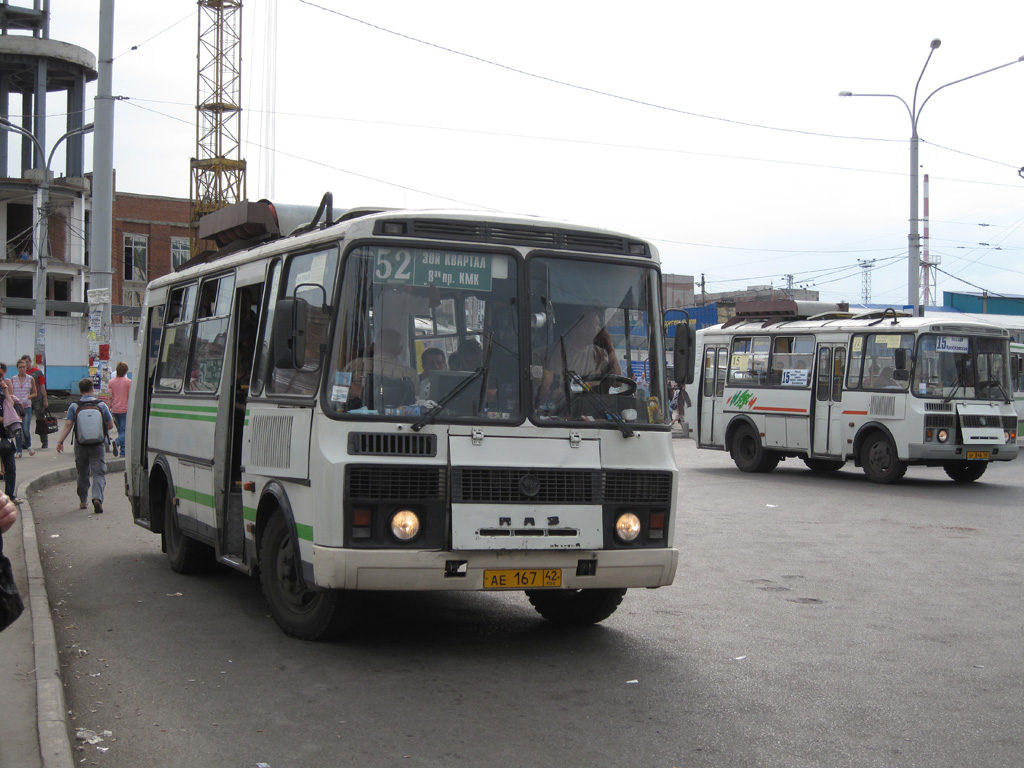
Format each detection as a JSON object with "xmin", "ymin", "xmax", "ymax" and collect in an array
[
  {"xmin": 838, "ymin": 91, "xmax": 853, "ymax": 97},
  {"xmin": 930, "ymin": 38, "xmax": 942, "ymax": 50}
]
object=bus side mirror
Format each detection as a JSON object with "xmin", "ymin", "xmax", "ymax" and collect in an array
[
  {"xmin": 894, "ymin": 348, "xmax": 907, "ymax": 370},
  {"xmin": 673, "ymin": 323, "xmax": 696, "ymax": 385},
  {"xmin": 272, "ymin": 297, "xmax": 308, "ymax": 368}
]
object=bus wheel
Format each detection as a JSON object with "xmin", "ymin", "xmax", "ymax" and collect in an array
[
  {"xmin": 163, "ymin": 493, "xmax": 212, "ymax": 574},
  {"xmin": 731, "ymin": 425, "xmax": 780, "ymax": 473},
  {"xmin": 259, "ymin": 513, "xmax": 353, "ymax": 641},
  {"xmin": 944, "ymin": 462, "xmax": 987, "ymax": 483},
  {"xmin": 526, "ymin": 588, "xmax": 626, "ymax": 626},
  {"xmin": 803, "ymin": 458, "xmax": 846, "ymax": 473},
  {"xmin": 860, "ymin": 433, "xmax": 907, "ymax": 484}
]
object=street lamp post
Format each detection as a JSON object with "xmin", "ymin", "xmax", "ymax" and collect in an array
[
  {"xmin": 0, "ymin": 118, "xmax": 95, "ymax": 318},
  {"xmin": 840, "ymin": 41, "xmax": 1024, "ymax": 314}
]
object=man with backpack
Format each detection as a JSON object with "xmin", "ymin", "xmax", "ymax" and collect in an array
[{"xmin": 55, "ymin": 379, "xmax": 114, "ymax": 514}]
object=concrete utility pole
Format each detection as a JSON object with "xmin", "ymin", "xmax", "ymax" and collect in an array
[{"xmin": 91, "ymin": 0, "xmax": 115, "ymax": 328}]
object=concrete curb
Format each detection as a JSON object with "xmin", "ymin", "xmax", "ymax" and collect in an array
[{"xmin": 22, "ymin": 460, "xmax": 125, "ymax": 768}]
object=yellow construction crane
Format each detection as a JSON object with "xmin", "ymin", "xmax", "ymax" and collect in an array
[{"xmin": 190, "ymin": 0, "xmax": 246, "ymax": 255}]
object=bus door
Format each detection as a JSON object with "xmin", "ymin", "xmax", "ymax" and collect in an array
[
  {"xmin": 698, "ymin": 344, "xmax": 728, "ymax": 447},
  {"xmin": 812, "ymin": 343, "xmax": 846, "ymax": 456}
]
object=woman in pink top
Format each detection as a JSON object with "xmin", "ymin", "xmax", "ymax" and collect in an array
[
  {"xmin": 11, "ymin": 359, "xmax": 37, "ymax": 457},
  {"xmin": 107, "ymin": 362, "xmax": 132, "ymax": 458}
]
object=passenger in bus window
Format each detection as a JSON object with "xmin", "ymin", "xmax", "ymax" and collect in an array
[
  {"xmin": 344, "ymin": 328, "xmax": 416, "ymax": 406},
  {"xmin": 449, "ymin": 339, "xmax": 482, "ymax": 371},
  {"xmin": 418, "ymin": 347, "xmax": 447, "ymax": 399}
]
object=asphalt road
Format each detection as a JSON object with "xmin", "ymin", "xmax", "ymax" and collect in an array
[{"xmin": 32, "ymin": 443, "xmax": 1024, "ymax": 768}]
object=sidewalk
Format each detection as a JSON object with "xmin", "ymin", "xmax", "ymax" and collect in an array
[{"xmin": 0, "ymin": 446, "xmax": 124, "ymax": 768}]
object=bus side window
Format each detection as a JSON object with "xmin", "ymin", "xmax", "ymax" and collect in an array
[
  {"xmin": 832, "ymin": 349, "xmax": 845, "ymax": 402},
  {"xmin": 847, "ymin": 335, "xmax": 864, "ymax": 388},
  {"xmin": 703, "ymin": 348, "xmax": 715, "ymax": 395},
  {"xmin": 188, "ymin": 273, "xmax": 235, "ymax": 392},
  {"xmin": 252, "ymin": 260, "xmax": 282, "ymax": 396},
  {"xmin": 154, "ymin": 283, "xmax": 198, "ymax": 392},
  {"xmin": 816, "ymin": 348, "xmax": 831, "ymax": 401}
]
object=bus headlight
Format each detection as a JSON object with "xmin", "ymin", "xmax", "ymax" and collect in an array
[
  {"xmin": 936, "ymin": 429, "xmax": 949, "ymax": 443},
  {"xmin": 390, "ymin": 509, "xmax": 421, "ymax": 541},
  {"xmin": 615, "ymin": 513, "xmax": 642, "ymax": 542}
]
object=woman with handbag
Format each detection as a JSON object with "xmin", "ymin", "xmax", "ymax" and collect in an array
[
  {"xmin": 0, "ymin": 379, "xmax": 19, "ymax": 503},
  {"xmin": 10, "ymin": 359, "xmax": 36, "ymax": 458}
]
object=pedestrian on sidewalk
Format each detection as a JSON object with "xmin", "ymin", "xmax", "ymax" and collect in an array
[
  {"xmin": 1, "ymin": 378, "xmax": 19, "ymax": 503},
  {"xmin": 107, "ymin": 361, "xmax": 132, "ymax": 457},
  {"xmin": 10, "ymin": 359, "xmax": 36, "ymax": 458},
  {"xmin": 56, "ymin": 378, "xmax": 114, "ymax": 514},
  {"xmin": 22, "ymin": 354, "xmax": 50, "ymax": 450}
]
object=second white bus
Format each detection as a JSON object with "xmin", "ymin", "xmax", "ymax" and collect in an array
[{"xmin": 692, "ymin": 301, "xmax": 1018, "ymax": 483}]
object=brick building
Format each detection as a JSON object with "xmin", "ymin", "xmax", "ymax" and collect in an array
[{"xmin": 110, "ymin": 189, "xmax": 190, "ymax": 316}]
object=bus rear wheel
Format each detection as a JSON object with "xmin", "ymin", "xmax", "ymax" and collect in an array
[
  {"xmin": 944, "ymin": 461, "xmax": 987, "ymax": 483},
  {"xmin": 259, "ymin": 513, "xmax": 353, "ymax": 641},
  {"xmin": 730, "ymin": 424, "xmax": 780, "ymax": 473},
  {"xmin": 526, "ymin": 588, "xmax": 626, "ymax": 626},
  {"xmin": 860, "ymin": 433, "xmax": 907, "ymax": 484},
  {"xmin": 163, "ymin": 492, "xmax": 213, "ymax": 574}
]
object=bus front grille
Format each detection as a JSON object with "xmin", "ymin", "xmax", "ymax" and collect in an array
[
  {"xmin": 452, "ymin": 468, "xmax": 673, "ymax": 505},
  {"xmin": 453, "ymin": 468, "xmax": 600, "ymax": 504},
  {"xmin": 346, "ymin": 465, "xmax": 446, "ymax": 500},
  {"xmin": 348, "ymin": 432, "xmax": 437, "ymax": 457},
  {"xmin": 604, "ymin": 471, "xmax": 673, "ymax": 504}
]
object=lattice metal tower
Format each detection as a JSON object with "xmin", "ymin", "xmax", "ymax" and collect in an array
[
  {"xmin": 858, "ymin": 259, "xmax": 875, "ymax": 303},
  {"xmin": 190, "ymin": 0, "xmax": 246, "ymax": 253}
]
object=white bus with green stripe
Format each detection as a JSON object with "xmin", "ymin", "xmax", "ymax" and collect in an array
[{"xmin": 126, "ymin": 195, "xmax": 693, "ymax": 640}]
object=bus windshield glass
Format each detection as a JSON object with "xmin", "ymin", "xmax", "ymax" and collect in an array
[
  {"xmin": 528, "ymin": 256, "xmax": 666, "ymax": 425},
  {"xmin": 325, "ymin": 245, "xmax": 521, "ymax": 421},
  {"xmin": 913, "ymin": 334, "xmax": 1009, "ymax": 400}
]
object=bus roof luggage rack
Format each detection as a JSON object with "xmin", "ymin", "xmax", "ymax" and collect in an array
[
  {"xmin": 722, "ymin": 299, "xmax": 851, "ymax": 327},
  {"xmin": 188, "ymin": 194, "xmax": 392, "ymax": 270}
]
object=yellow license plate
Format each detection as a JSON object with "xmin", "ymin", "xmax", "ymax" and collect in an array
[
  {"xmin": 483, "ymin": 569, "xmax": 561, "ymax": 589},
  {"xmin": 966, "ymin": 451, "xmax": 989, "ymax": 460}
]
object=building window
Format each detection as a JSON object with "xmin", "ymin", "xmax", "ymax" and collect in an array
[
  {"xmin": 123, "ymin": 288, "xmax": 144, "ymax": 324},
  {"xmin": 171, "ymin": 237, "xmax": 190, "ymax": 271},
  {"xmin": 124, "ymin": 234, "xmax": 148, "ymax": 282}
]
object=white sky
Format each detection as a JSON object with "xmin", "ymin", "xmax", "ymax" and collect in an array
[{"xmin": 45, "ymin": 1, "xmax": 1024, "ymax": 308}]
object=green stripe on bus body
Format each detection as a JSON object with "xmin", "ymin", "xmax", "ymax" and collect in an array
[
  {"xmin": 151, "ymin": 410, "xmax": 219, "ymax": 423},
  {"xmin": 151, "ymin": 403, "xmax": 218, "ymax": 413},
  {"xmin": 241, "ymin": 506, "xmax": 312, "ymax": 541},
  {"xmin": 174, "ymin": 485, "xmax": 216, "ymax": 509}
]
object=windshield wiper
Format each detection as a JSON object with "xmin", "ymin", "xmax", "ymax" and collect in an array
[
  {"xmin": 411, "ymin": 366, "xmax": 486, "ymax": 431},
  {"xmin": 943, "ymin": 369, "xmax": 967, "ymax": 404}
]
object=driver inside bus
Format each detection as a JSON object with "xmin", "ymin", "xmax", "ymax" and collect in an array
[
  {"xmin": 344, "ymin": 328, "xmax": 417, "ymax": 407},
  {"xmin": 538, "ymin": 307, "xmax": 622, "ymax": 399}
]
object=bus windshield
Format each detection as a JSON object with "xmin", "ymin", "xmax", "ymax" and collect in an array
[
  {"xmin": 528, "ymin": 256, "xmax": 666, "ymax": 425},
  {"xmin": 325, "ymin": 245, "xmax": 522, "ymax": 421},
  {"xmin": 913, "ymin": 334, "xmax": 1009, "ymax": 400}
]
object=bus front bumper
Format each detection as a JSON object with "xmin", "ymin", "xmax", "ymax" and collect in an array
[
  {"xmin": 906, "ymin": 443, "xmax": 1019, "ymax": 462},
  {"xmin": 311, "ymin": 547, "xmax": 679, "ymax": 591}
]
